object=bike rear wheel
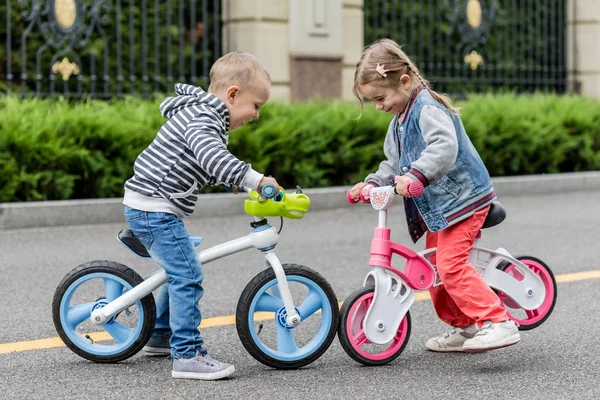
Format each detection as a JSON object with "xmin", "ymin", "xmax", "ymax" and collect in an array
[
  {"xmin": 236, "ymin": 263, "xmax": 338, "ymax": 369},
  {"xmin": 496, "ymin": 255, "xmax": 557, "ymax": 331},
  {"xmin": 52, "ymin": 260, "xmax": 156, "ymax": 362},
  {"xmin": 338, "ymin": 286, "xmax": 411, "ymax": 366}
]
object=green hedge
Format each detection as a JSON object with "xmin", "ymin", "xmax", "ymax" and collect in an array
[{"xmin": 1, "ymin": 93, "xmax": 599, "ymax": 202}]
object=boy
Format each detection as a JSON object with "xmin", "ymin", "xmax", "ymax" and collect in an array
[{"xmin": 123, "ymin": 52, "xmax": 279, "ymax": 380}]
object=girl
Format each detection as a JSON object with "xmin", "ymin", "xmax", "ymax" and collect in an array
[{"xmin": 348, "ymin": 39, "xmax": 520, "ymax": 353}]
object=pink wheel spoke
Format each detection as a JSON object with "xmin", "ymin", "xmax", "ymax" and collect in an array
[
  {"xmin": 353, "ymin": 330, "xmax": 369, "ymax": 347},
  {"xmin": 526, "ymin": 309, "xmax": 538, "ymax": 319},
  {"xmin": 393, "ymin": 332, "xmax": 402, "ymax": 343}
]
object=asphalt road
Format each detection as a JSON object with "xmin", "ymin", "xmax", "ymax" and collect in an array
[{"xmin": 1, "ymin": 190, "xmax": 599, "ymax": 400}]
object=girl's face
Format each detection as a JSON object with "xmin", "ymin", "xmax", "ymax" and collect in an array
[{"xmin": 358, "ymin": 74, "xmax": 413, "ymax": 116}]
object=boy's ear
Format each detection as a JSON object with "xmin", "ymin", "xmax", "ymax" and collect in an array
[
  {"xmin": 226, "ymin": 85, "xmax": 239, "ymax": 103},
  {"xmin": 400, "ymin": 74, "xmax": 411, "ymax": 89}
]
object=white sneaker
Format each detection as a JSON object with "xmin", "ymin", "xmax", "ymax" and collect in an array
[
  {"xmin": 426, "ymin": 324, "xmax": 479, "ymax": 352},
  {"xmin": 462, "ymin": 320, "xmax": 521, "ymax": 353}
]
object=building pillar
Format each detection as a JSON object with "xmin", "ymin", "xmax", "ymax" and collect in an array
[
  {"xmin": 341, "ymin": 0, "xmax": 364, "ymax": 101},
  {"xmin": 289, "ymin": 0, "xmax": 343, "ymax": 101},
  {"xmin": 567, "ymin": 0, "xmax": 600, "ymax": 97},
  {"xmin": 223, "ymin": 0, "xmax": 364, "ymax": 101},
  {"xmin": 222, "ymin": 0, "xmax": 291, "ymax": 100}
]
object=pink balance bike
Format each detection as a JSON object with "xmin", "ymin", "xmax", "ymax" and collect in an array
[{"xmin": 338, "ymin": 179, "xmax": 557, "ymax": 366}]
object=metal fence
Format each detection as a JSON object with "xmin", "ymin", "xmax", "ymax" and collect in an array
[
  {"xmin": 364, "ymin": 0, "xmax": 569, "ymax": 96},
  {"xmin": 1, "ymin": 0, "xmax": 224, "ymax": 98}
]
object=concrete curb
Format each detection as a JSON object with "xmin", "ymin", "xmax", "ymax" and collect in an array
[{"xmin": 1, "ymin": 171, "xmax": 599, "ymax": 230}]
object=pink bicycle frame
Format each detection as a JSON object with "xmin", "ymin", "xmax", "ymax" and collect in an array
[{"xmin": 369, "ymin": 227, "xmax": 437, "ymax": 291}]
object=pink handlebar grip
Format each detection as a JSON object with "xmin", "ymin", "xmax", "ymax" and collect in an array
[
  {"xmin": 346, "ymin": 190, "xmax": 359, "ymax": 204},
  {"xmin": 407, "ymin": 181, "xmax": 425, "ymax": 197},
  {"xmin": 359, "ymin": 184, "xmax": 375, "ymax": 202},
  {"xmin": 359, "ymin": 190, "xmax": 370, "ymax": 202}
]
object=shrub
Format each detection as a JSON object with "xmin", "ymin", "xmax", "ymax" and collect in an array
[{"xmin": 0, "ymin": 92, "xmax": 598, "ymax": 202}]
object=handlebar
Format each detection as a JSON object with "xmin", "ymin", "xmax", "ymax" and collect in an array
[
  {"xmin": 224, "ymin": 183, "xmax": 281, "ymax": 200},
  {"xmin": 407, "ymin": 181, "xmax": 424, "ymax": 197},
  {"xmin": 346, "ymin": 177, "xmax": 425, "ymax": 204},
  {"xmin": 260, "ymin": 184, "xmax": 277, "ymax": 199}
]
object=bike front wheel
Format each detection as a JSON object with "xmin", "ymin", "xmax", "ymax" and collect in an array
[
  {"xmin": 236, "ymin": 263, "xmax": 339, "ymax": 369},
  {"xmin": 338, "ymin": 286, "xmax": 411, "ymax": 366},
  {"xmin": 52, "ymin": 260, "xmax": 156, "ymax": 363}
]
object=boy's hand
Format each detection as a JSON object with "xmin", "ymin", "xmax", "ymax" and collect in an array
[
  {"xmin": 258, "ymin": 176, "xmax": 280, "ymax": 197},
  {"xmin": 395, "ymin": 175, "xmax": 415, "ymax": 197},
  {"xmin": 348, "ymin": 182, "xmax": 368, "ymax": 202},
  {"xmin": 231, "ymin": 184, "xmax": 239, "ymax": 194}
]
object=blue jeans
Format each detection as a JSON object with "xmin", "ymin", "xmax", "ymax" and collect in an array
[{"xmin": 124, "ymin": 205, "xmax": 205, "ymax": 358}]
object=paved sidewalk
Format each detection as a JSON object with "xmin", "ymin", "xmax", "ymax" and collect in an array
[{"xmin": 1, "ymin": 171, "xmax": 599, "ymax": 230}]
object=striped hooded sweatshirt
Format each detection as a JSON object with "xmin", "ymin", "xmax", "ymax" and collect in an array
[{"xmin": 123, "ymin": 84, "xmax": 263, "ymax": 217}]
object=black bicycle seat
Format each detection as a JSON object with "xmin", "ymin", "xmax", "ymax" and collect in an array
[
  {"xmin": 481, "ymin": 201, "xmax": 506, "ymax": 229},
  {"xmin": 117, "ymin": 229, "xmax": 151, "ymax": 258}
]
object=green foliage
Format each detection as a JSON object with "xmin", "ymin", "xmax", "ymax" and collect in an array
[
  {"xmin": 1, "ymin": 93, "xmax": 599, "ymax": 203},
  {"xmin": 0, "ymin": 95, "xmax": 165, "ymax": 201},
  {"xmin": 462, "ymin": 93, "xmax": 600, "ymax": 174}
]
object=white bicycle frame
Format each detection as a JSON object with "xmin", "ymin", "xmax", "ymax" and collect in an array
[
  {"xmin": 363, "ymin": 186, "xmax": 547, "ymax": 344},
  {"xmin": 91, "ymin": 201, "xmax": 302, "ymax": 329}
]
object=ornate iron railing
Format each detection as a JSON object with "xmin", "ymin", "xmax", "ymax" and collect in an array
[
  {"xmin": 364, "ymin": 0, "xmax": 569, "ymax": 96},
  {"xmin": 1, "ymin": 0, "xmax": 223, "ymax": 98}
]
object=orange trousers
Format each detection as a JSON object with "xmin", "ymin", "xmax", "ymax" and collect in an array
[{"xmin": 426, "ymin": 206, "xmax": 507, "ymax": 328}]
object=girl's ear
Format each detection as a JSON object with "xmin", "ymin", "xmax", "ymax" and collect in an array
[
  {"xmin": 226, "ymin": 85, "xmax": 239, "ymax": 104},
  {"xmin": 400, "ymin": 74, "xmax": 412, "ymax": 89}
]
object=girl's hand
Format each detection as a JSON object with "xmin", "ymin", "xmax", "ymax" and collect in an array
[
  {"xmin": 348, "ymin": 182, "xmax": 368, "ymax": 202},
  {"xmin": 395, "ymin": 175, "xmax": 415, "ymax": 197}
]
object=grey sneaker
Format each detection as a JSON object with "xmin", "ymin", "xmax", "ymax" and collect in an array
[
  {"xmin": 462, "ymin": 320, "xmax": 521, "ymax": 353},
  {"xmin": 172, "ymin": 352, "xmax": 235, "ymax": 380},
  {"xmin": 143, "ymin": 333, "xmax": 171, "ymax": 356},
  {"xmin": 426, "ymin": 323, "xmax": 478, "ymax": 352}
]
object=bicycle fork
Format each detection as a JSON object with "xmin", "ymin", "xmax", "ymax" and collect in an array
[
  {"xmin": 363, "ymin": 267, "xmax": 415, "ymax": 344},
  {"xmin": 264, "ymin": 251, "xmax": 302, "ymax": 328}
]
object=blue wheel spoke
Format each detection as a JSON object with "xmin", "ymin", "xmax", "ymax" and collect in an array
[
  {"xmin": 297, "ymin": 288, "xmax": 323, "ymax": 319},
  {"xmin": 104, "ymin": 278, "xmax": 124, "ymax": 302},
  {"xmin": 270, "ymin": 285, "xmax": 282, "ymax": 299},
  {"xmin": 65, "ymin": 302, "xmax": 97, "ymax": 329},
  {"xmin": 255, "ymin": 292, "xmax": 284, "ymax": 312},
  {"xmin": 276, "ymin": 325, "xmax": 299, "ymax": 354},
  {"xmin": 104, "ymin": 321, "xmax": 133, "ymax": 344}
]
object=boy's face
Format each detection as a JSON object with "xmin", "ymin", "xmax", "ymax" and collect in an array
[{"xmin": 225, "ymin": 74, "xmax": 271, "ymax": 131}]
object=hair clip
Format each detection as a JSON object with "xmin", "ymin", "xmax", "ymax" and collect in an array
[{"xmin": 375, "ymin": 63, "xmax": 388, "ymax": 78}]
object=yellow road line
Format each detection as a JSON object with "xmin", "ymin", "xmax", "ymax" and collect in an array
[
  {"xmin": 555, "ymin": 270, "xmax": 600, "ymax": 283},
  {"xmin": 1, "ymin": 270, "xmax": 599, "ymax": 355}
]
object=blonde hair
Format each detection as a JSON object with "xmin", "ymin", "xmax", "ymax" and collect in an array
[
  {"xmin": 208, "ymin": 51, "xmax": 271, "ymax": 92},
  {"xmin": 353, "ymin": 39, "xmax": 458, "ymax": 114}
]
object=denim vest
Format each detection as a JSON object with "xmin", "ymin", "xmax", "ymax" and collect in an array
[{"xmin": 396, "ymin": 89, "xmax": 496, "ymax": 243}]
